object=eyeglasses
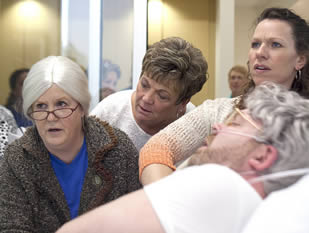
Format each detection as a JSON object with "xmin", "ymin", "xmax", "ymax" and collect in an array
[
  {"xmin": 225, "ymin": 108, "xmax": 262, "ymax": 131},
  {"xmin": 29, "ymin": 104, "xmax": 80, "ymax": 121},
  {"xmin": 213, "ymin": 108, "xmax": 266, "ymax": 143},
  {"xmin": 235, "ymin": 108, "xmax": 262, "ymax": 131}
]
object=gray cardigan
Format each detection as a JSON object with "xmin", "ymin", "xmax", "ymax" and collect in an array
[{"xmin": 0, "ymin": 116, "xmax": 141, "ymax": 232}]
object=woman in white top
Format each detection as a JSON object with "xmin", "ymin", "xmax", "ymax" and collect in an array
[{"xmin": 91, "ymin": 37, "xmax": 207, "ymax": 151}]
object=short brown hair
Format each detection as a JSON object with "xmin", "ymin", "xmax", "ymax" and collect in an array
[{"xmin": 141, "ymin": 37, "xmax": 208, "ymax": 104}]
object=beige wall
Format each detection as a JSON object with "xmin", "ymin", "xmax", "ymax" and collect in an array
[
  {"xmin": 148, "ymin": 0, "xmax": 216, "ymax": 106},
  {"xmin": 234, "ymin": 6, "xmax": 257, "ymax": 66},
  {"xmin": 102, "ymin": 17, "xmax": 133, "ymax": 90},
  {"xmin": 0, "ymin": 0, "xmax": 60, "ymax": 105},
  {"xmin": 215, "ymin": 0, "xmax": 235, "ymax": 98}
]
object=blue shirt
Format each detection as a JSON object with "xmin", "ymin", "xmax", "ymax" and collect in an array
[{"xmin": 49, "ymin": 138, "xmax": 88, "ymax": 219}]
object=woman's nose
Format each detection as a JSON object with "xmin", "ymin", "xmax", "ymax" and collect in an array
[
  {"xmin": 256, "ymin": 44, "xmax": 268, "ymax": 59},
  {"xmin": 46, "ymin": 111, "xmax": 57, "ymax": 121},
  {"xmin": 142, "ymin": 91, "xmax": 155, "ymax": 104}
]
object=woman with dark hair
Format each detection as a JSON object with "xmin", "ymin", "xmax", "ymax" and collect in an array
[
  {"xmin": 139, "ymin": 7, "xmax": 309, "ymax": 185},
  {"xmin": 5, "ymin": 68, "xmax": 32, "ymax": 128}
]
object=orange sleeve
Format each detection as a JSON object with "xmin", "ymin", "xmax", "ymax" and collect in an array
[{"xmin": 139, "ymin": 142, "xmax": 176, "ymax": 179}]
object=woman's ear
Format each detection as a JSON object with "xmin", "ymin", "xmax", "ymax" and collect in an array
[
  {"xmin": 248, "ymin": 145, "xmax": 278, "ymax": 171},
  {"xmin": 296, "ymin": 54, "xmax": 307, "ymax": 70},
  {"xmin": 80, "ymin": 106, "xmax": 85, "ymax": 118},
  {"xmin": 178, "ymin": 99, "xmax": 190, "ymax": 116}
]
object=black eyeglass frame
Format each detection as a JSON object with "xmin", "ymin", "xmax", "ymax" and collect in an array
[{"xmin": 28, "ymin": 104, "xmax": 80, "ymax": 121}]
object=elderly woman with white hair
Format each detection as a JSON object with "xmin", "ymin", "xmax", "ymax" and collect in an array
[{"xmin": 0, "ymin": 56, "xmax": 141, "ymax": 232}]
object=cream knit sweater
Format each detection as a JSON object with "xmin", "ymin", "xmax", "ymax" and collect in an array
[{"xmin": 139, "ymin": 97, "xmax": 239, "ymax": 174}]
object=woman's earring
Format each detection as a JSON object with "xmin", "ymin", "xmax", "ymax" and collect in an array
[
  {"xmin": 296, "ymin": 69, "xmax": 302, "ymax": 80},
  {"xmin": 176, "ymin": 109, "xmax": 183, "ymax": 119}
]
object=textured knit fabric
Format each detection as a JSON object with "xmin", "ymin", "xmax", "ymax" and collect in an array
[
  {"xmin": 144, "ymin": 164, "xmax": 262, "ymax": 233},
  {"xmin": 90, "ymin": 90, "xmax": 195, "ymax": 152},
  {"xmin": 139, "ymin": 97, "xmax": 239, "ymax": 176},
  {"xmin": 0, "ymin": 116, "xmax": 141, "ymax": 233},
  {"xmin": 242, "ymin": 174, "xmax": 309, "ymax": 233},
  {"xmin": 0, "ymin": 106, "xmax": 18, "ymax": 159}
]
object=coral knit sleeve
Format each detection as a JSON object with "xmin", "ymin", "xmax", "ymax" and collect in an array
[{"xmin": 139, "ymin": 97, "xmax": 238, "ymax": 177}]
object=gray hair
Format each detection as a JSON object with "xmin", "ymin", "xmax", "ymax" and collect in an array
[
  {"xmin": 245, "ymin": 82, "xmax": 309, "ymax": 195},
  {"xmin": 141, "ymin": 37, "xmax": 208, "ymax": 104},
  {"xmin": 23, "ymin": 56, "xmax": 91, "ymax": 117}
]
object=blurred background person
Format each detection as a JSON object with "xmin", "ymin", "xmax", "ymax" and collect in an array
[
  {"xmin": 5, "ymin": 68, "xmax": 32, "ymax": 128},
  {"xmin": 100, "ymin": 60, "xmax": 121, "ymax": 100},
  {"xmin": 91, "ymin": 37, "xmax": 207, "ymax": 151},
  {"xmin": 0, "ymin": 56, "xmax": 140, "ymax": 232},
  {"xmin": 228, "ymin": 65, "xmax": 249, "ymax": 98}
]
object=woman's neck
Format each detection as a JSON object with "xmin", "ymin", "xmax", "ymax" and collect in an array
[
  {"xmin": 48, "ymin": 131, "xmax": 84, "ymax": 164},
  {"xmin": 138, "ymin": 123, "xmax": 161, "ymax": 135}
]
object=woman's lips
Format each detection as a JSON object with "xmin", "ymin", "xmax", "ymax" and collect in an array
[
  {"xmin": 48, "ymin": 128, "xmax": 62, "ymax": 132},
  {"xmin": 138, "ymin": 104, "xmax": 152, "ymax": 114},
  {"xmin": 254, "ymin": 64, "xmax": 270, "ymax": 71},
  {"xmin": 252, "ymin": 64, "xmax": 271, "ymax": 75}
]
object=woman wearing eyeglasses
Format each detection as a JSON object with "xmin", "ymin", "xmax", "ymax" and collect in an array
[{"xmin": 0, "ymin": 56, "xmax": 141, "ymax": 232}]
